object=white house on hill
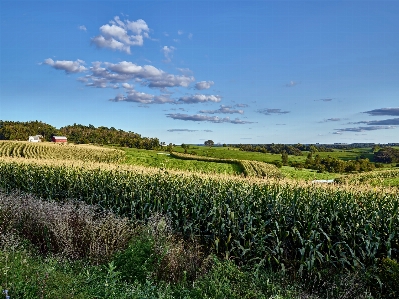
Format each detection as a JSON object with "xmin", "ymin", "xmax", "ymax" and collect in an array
[{"xmin": 28, "ymin": 135, "xmax": 42, "ymax": 142}]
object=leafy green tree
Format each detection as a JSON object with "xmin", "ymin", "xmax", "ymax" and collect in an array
[{"xmin": 204, "ymin": 140, "xmax": 214, "ymax": 147}]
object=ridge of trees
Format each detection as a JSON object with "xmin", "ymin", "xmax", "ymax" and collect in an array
[{"xmin": 0, "ymin": 120, "xmax": 160, "ymax": 150}]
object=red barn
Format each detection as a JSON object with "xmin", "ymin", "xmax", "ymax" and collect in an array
[{"xmin": 52, "ymin": 136, "xmax": 67, "ymax": 143}]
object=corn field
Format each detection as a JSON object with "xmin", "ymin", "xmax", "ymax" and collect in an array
[
  {"xmin": 0, "ymin": 141, "xmax": 125, "ymax": 163},
  {"xmin": 0, "ymin": 157, "xmax": 398, "ymax": 274},
  {"xmin": 170, "ymin": 151, "xmax": 283, "ymax": 179},
  {"xmin": 335, "ymin": 168, "xmax": 399, "ymax": 187}
]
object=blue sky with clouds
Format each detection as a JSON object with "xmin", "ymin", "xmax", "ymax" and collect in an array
[{"xmin": 1, "ymin": 0, "xmax": 399, "ymax": 144}]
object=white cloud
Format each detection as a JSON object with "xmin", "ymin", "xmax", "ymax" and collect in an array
[
  {"xmin": 166, "ymin": 113, "xmax": 252, "ymax": 124},
  {"xmin": 199, "ymin": 105, "xmax": 244, "ymax": 114},
  {"xmin": 78, "ymin": 25, "xmax": 87, "ymax": 31},
  {"xmin": 110, "ymin": 89, "xmax": 175, "ymax": 104},
  {"xmin": 178, "ymin": 30, "xmax": 184, "ymax": 35},
  {"xmin": 91, "ymin": 16, "xmax": 150, "ymax": 53},
  {"xmin": 80, "ymin": 61, "xmax": 194, "ymax": 89},
  {"xmin": 195, "ymin": 81, "xmax": 214, "ymax": 90},
  {"xmin": 188, "ymin": 33, "xmax": 193, "ymax": 39},
  {"xmin": 161, "ymin": 46, "xmax": 176, "ymax": 62},
  {"xmin": 179, "ymin": 94, "xmax": 221, "ymax": 104},
  {"xmin": 43, "ymin": 58, "xmax": 87, "ymax": 73},
  {"xmin": 122, "ymin": 83, "xmax": 134, "ymax": 89},
  {"xmin": 285, "ymin": 80, "xmax": 299, "ymax": 87}
]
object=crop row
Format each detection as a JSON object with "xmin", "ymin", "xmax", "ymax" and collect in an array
[
  {"xmin": 0, "ymin": 157, "xmax": 398, "ymax": 274},
  {"xmin": 0, "ymin": 141, "xmax": 125, "ymax": 163},
  {"xmin": 170, "ymin": 152, "xmax": 283, "ymax": 179}
]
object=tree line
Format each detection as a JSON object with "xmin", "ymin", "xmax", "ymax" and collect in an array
[
  {"xmin": 236, "ymin": 143, "xmax": 334, "ymax": 155},
  {"xmin": 374, "ymin": 147, "xmax": 399, "ymax": 163},
  {"xmin": 289, "ymin": 153, "xmax": 378, "ymax": 173},
  {"xmin": 0, "ymin": 120, "xmax": 160, "ymax": 150}
]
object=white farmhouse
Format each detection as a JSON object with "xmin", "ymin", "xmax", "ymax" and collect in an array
[{"xmin": 28, "ymin": 135, "xmax": 42, "ymax": 142}]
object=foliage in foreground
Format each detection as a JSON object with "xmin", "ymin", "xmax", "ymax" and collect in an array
[{"xmin": 0, "ymin": 157, "xmax": 398, "ymax": 276}]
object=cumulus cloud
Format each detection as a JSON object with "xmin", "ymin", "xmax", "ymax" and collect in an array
[
  {"xmin": 334, "ymin": 126, "xmax": 395, "ymax": 132},
  {"xmin": 110, "ymin": 90, "xmax": 175, "ymax": 104},
  {"xmin": 79, "ymin": 25, "xmax": 87, "ymax": 31},
  {"xmin": 363, "ymin": 108, "xmax": 399, "ymax": 116},
  {"xmin": 199, "ymin": 105, "xmax": 244, "ymax": 114},
  {"xmin": 166, "ymin": 113, "xmax": 252, "ymax": 124},
  {"xmin": 178, "ymin": 94, "xmax": 222, "ymax": 104},
  {"xmin": 91, "ymin": 16, "xmax": 150, "ymax": 53},
  {"xmin": 43, "ymin": 58, "xmax": 87, "ymax": 74},
  {"xmin": 195, "ymin": 81, "xmax": 214, "ymax": 90},
  {"xmin": 257, "ymin": 108, "xmax": 290, "ymax": 115},
  {"xmin": 77, "ymin": 61, "xmax": 194, "ymax": 89}
]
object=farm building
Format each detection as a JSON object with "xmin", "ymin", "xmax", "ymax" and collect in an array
[
  {"xmin": 52, "ymin": 136, "xmax": 67, "ymax": 143},
  {"xmin": 28, "ymin": 135, "xmax": 42, "ymax": 142}
]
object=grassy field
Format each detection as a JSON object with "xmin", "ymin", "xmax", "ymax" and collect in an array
[
  {"xmin": 173, "ymin": 145, "xmax": 375, "ymax": 163},
  {"xmin": 119, "ymin": 147, "xmax": 242, "ymax": 175}
]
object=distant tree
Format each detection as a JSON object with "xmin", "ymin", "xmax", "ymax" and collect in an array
[
  {"xmin": 204, "ymin": 140, "xmax": 214, "ymax": 147},
  {"xmin": 181, "ymin": 143, "xmax": 189, "ymax": 154},
  {"xmin": 281, "ymin": 151, "xmax": 289, "ymax": 166},
  {"xmin": 223, "ymin": 143, "xmax": 227, "ymax": 147},
  {"xmin": 167, "ymin": 143, "xmax": 174, "ymax": 153}
]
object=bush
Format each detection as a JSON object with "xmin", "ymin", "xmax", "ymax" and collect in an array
[
  {"xmin": 113, "ymin": 233, "xmax": 155, "ymax": 283},
  {"xmin": 379, "ymin": 258, "xmax": 399, "ymax": 298}
]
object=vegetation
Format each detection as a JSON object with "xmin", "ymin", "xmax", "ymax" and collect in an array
[
  {"xmin": 0, "ymin": 191, "xmax": 388, "ymax": 298},
  {"xmin": 291, "ymin": 153, "xmax": 377, "ymax": 173},
  {"xmin": 0, "ymin": 141, "xmax": 125, "ymax": 163},
  {"xmin": 0, "ymin": 157, "xmax": 397, "ymax": 275},
  {"xmin": 335, "ymin": 168, "xmax": 399, "ymax": 187},
  {"xmin": 374, "ymin": 147, "xmax": 399, "ymax": 163},
  {"xmin": 1, "ymin": 125, "xmax": 399, "ymax": 297},
  {"xmin": 121, "ymin": 147, "xmax": 242, "ymax": 175},
  {"xmin": 236, "ymin": 143, "xmax": 342, "ymax": 155},
  {"xmin": 0, "ymin": 120, "xmax": 160, "ymax": 150},
  {"xmin": 170, "ymin": 151, "xmax": 283, "ymax": 179}
]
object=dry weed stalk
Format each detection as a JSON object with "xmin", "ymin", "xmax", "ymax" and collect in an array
[{"xmin": 0, "ymin": 191, "xmax": 134, "ymax": 263}]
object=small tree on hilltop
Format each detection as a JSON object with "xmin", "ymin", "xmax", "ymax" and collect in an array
[{"xmin": 204, "ymin": 140, "xmax": 214, "ymax": 148}]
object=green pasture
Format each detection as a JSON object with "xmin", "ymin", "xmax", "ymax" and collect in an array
[
  {"xmin": 119, "ymin": 147, "xmax": 241, "ymax": 175},
  {"xmin": 174, "ymin": 145, "xmax": 374, "ymax": 163}
]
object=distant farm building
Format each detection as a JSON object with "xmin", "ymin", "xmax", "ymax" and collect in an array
[
  {"xmin": 52, "ymin": 136, "xmax": 67, "ymax": 143},
  {"xmin": 28, "ymin": 135, "xmax": 42, "ymax": 142}
]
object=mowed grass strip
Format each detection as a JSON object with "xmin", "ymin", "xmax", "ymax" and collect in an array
[{"xmin": 0, "ymin": 157, "xmax": 398, "ymax": 274}]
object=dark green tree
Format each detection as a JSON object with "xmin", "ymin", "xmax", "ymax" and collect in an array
[{"xmin": 204, "ymin": 140, "xmax": 214, "ymax": 147}]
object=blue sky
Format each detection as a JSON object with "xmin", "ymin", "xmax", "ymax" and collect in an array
[{"xmin": 1, "ymin": 0, "xmax": 399, "ymax": 144}]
